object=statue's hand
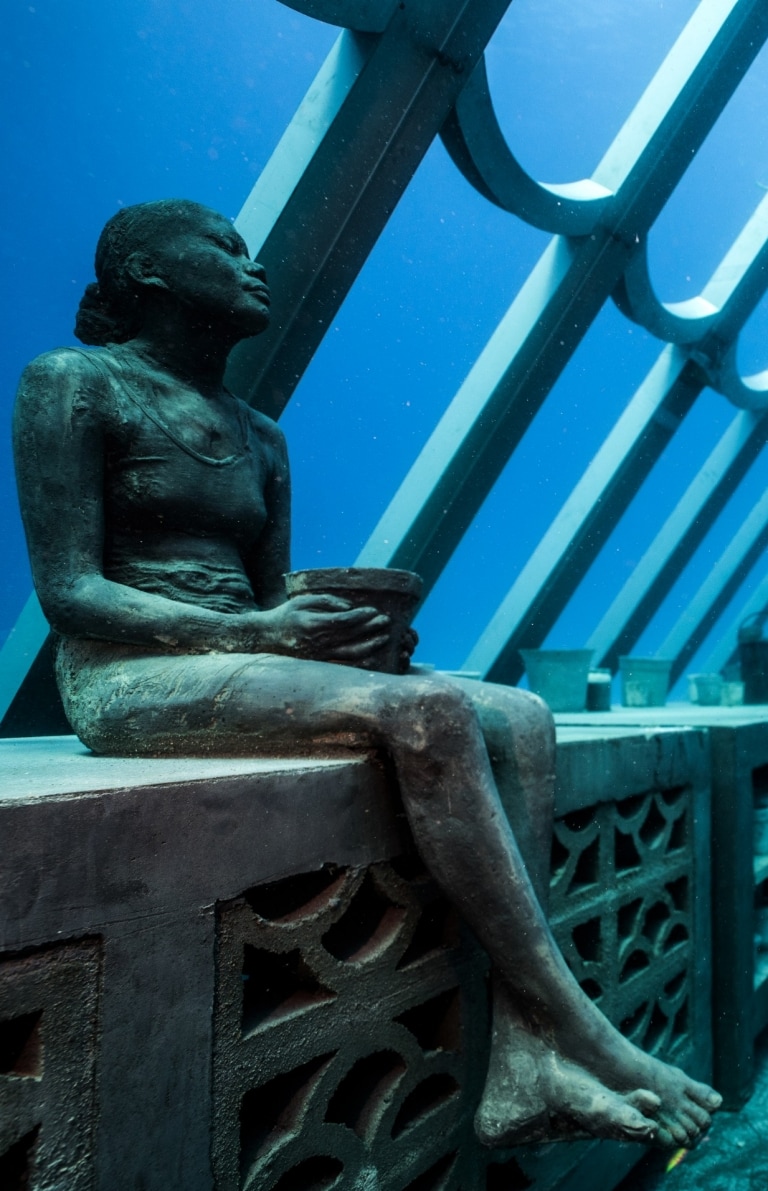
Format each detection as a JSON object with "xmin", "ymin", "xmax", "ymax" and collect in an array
[
  {"xmin": 400, "ymin": 626, "xmax": 419, "ymax": 671},
  {"xmin": 254, "ymin": 595, "xmax": 392, "ymax": 663}
]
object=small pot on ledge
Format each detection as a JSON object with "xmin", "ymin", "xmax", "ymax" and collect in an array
[
  {"xmin": 619, "ymin": 657, "xmax": 672, "ymax": 708},
  {"xmin": 519, "ymin": 648, "xmax": 594, "ymax": 713}
]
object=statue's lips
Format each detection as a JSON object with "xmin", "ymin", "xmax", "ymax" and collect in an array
[{"xmin": 243, "ymin": 284, "xmax": 271, "ymax": 304}]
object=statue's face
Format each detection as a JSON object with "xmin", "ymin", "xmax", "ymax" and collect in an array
[{"xmin": 149, "ymin": 208, "xmax": 270, "ymax": 336}]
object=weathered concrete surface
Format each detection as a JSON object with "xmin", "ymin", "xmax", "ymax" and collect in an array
[
  {"xmin": 1, "ymin": 738, "xmax": 402, "ymax": 948},
  {"xmin": 554, "ymin": 723, "xmax": 708, "ymax": 814},
  {"xmin": 560, "ymin": 707, "xmax": 768, "ymax": 1110},
  {"xmin": 0, "ymin": 940, "xmax": 101, "ymax": 1190},
  {"xmin": 0, "ymin": 727, "xmax": 713, "ymax": 1190},
  {"xmin": 0, "ymin": 738, "xmax": 399, "ymax": 1190}
]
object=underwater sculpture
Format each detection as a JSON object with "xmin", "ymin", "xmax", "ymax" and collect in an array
[{"xmin": 13, "ymin": 199, "xmax": 720, "ymax": 1150}]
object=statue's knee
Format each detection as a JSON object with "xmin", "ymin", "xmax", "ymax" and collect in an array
[
  {"xmin": 390, "ymin": 676, "xmax": 478, "ymax": 753},
  {"xmin": 480, "ymin": 683, "xmax": 553, "ymax": 731},
  {"xmin": 478, "ymin": 685, "xmax": 555, "ymax": 768},
  {"xmin": 519, "ymin": 689, "xmax": 556, "ymax": 744}
]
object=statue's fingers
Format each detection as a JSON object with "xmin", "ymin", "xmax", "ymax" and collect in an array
[
  {"xmin": 333, "ymin": 606, "xmax": 387, "ymax": 626},
  {"xmin": 329, "ymin": 633, "xmax": 390, "ymax": 660},
  {"xmin": 322, "ymin": 611, "xmax": 390, "ymax": 638},
  {"xmin": 294, "ymin": 593, "xmax": 351, "ymax": 611},
  {"xmin": 401, "ymin": 628, "xmax": 418, "ymax": 655}
]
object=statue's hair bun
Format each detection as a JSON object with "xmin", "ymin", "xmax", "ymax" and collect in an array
[
  {"xmin": 74, "ymin": 282, "xmax": 124, "ymax": 346},
  {"xmin": 74, "ymin": 198, "xmax": 210, "ymax": 346}
]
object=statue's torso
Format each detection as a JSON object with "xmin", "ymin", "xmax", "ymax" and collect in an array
[{"xmin": 82, "ymin": 348, "xmax": 275, "ymax": 614}]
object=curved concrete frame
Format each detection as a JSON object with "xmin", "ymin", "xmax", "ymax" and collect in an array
[{"xmin": 5, "ymin": 0, "xmax": 768, "ymax": 728}]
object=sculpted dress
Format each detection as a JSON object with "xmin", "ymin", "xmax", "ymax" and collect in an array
[
  {"xmin": 51, "ymin": 347, "xmax": 443, "ymax": 762},
  {"xmin": 53, "ymin": 346, "xmax": 323, "ymax": 757}
]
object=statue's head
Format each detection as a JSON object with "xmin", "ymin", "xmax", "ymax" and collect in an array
[{"xmin": 75, "ymin": 199, "xmax": 269, "ymax": 346}]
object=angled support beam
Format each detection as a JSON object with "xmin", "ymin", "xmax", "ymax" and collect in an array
[
  {"xmin": 0, "ymin": 593, "xmax": 48, "ymax": 725},
  {"xmin": 279, "ymin": 1, "xmax": 397, "ymax": 33},
  {"xmin": 452, "ymin": 183, "xmax": 768, "ymax": 682},
  {"xmin": 5, "ymin": 0, "xmax": 768, "ymax": 731},
  {"xmin": 586, "ymin": 410, "xmax": 768, "ymax": 673},
  {"xmin": 356, "ymin": 234, "xmax": 632, "ymax": 581},
  {"xmin": 357, "ymin": 0, "xmax": 768, "ymax": 591},
  {"xmin": 462, "ymin": 348, "xmax": 703, "ymax": 683},
  {"xmin": 657, "ymin": 485, "xmax": 768, "ymax": 685},
  {"xmin": 0, "ymin": 0, "xmax": 514, "ymax": 734},
  {"xmin": 0, "ymin": 595, "xmax": 70, "ymax": 737},
  {"xmin": 226, "ymin": 0, "xmax": 515, "ymax": 417}
]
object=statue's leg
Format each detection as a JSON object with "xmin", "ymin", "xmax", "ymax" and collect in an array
[
  {"xmin": 444, "ymin": 682, "xmax": 667, "ymax": 1143},
  {"xmin": 447, "ymin": 681, "xmax": 555, "ymax": 904},
  {"xmin": 387, "ymin": 673, "xmax": 718, "ymax": 1149},
  {"xmin": 59, "ymin": 645, "xmax": 719, "ymax": 1146}
]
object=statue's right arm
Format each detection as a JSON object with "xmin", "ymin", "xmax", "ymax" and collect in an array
[
  {"xmin": 13, "ymin": 350, "xmax": 390, "ymax": 661},
  {"xmin": 12, "ymin": 350, "xmax": 306, "ymax": 653}
]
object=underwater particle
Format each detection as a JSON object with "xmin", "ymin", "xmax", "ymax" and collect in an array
[{"xmin": 665, "ymin": 1147, "xmax": 688, "ymax": 1172}]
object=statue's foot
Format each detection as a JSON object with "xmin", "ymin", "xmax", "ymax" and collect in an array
[
  {"xmin": 544, "ymin": 1003, "xmax": 721, "ymax": 1150},
  {"xmin": 475, "ymin": 1022, "xmax": 660, "ymax": 1147},
  {"xmin": 588, "ymin": 1043, "xmax": 720, "ymax": 1150}
]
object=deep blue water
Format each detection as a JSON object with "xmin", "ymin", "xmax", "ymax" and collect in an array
[{"xmin": 2, "ymin": 0, "xmax": 768, "ymax": 697}]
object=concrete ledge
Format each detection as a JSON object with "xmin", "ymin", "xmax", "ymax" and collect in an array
[
  {"xmin": 0, "ymin": 727, "xmax": 713, "ymax": 1191},
  {"xmin": 1, "ymin": 736, "xmax": 402, "ymax": 952},
  {"xmin": 1, "ymin": 737, "xmax": 406, "ymax": 1189},
  {"xmin": 558, "ymin": 707, "xmax": 768, "ymax": 1109},
  {"xmin": 555, "ymin": 723, "xmax": 707, "ymax": 814}
]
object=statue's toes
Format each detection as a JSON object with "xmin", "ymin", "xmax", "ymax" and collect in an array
[
  {"xmin": 652, "ymin": 1124, "xmax": 677, "ymax": 1150},
  {"xmin": 677, "ymin": 1110, "xmax": 709, "ymax": 1147},
  {"xmin": 664, "ymin": 1117, "xmax": 692, "ymax": 1147},
  {"xmin": 626, "ymin": 1088, "xmax": 662, "ymax": 1118},
  {"xmin": 612, "ymin": 1102, "xmax": 656, "ymax": 1140},
  {"xmin": 683, "ymin": 1099, "xmax": 712, "ymax": 1131}
]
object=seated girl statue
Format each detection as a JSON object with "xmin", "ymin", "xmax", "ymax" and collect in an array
[{"xmin": 13, "ymin": 199, "xmax": 721, "ymax": 1150}]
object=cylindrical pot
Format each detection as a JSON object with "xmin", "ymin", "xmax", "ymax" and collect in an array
[
  {"xmin": 284, "ymin": 567, "xmax": 422, "ymax": 675},
  {"xmin": 687, "ymin": 672, "xmax": 723, "ymax": 706},
  {"xmin": 619, "ymin": 657, "xmax": 671, "ymax": 708},
  {"xmin": 519, "ymin": 649, "xmax": 594, "ymax": 713},
  {"xmin": 739, "ymin": 641, "xmax": 768, "ymax": 705},
  {"xmin": 722, "ymin": 680, "xmax": 745, "ymax": 707},
  {"xmin": 587, "ymin": 668, "xmax": 612, "ymax": 712}
]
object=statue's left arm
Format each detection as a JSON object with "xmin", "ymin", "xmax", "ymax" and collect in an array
[{"xmin": 242, "ymin": 409, "xmax": 292, "ymax": 610}]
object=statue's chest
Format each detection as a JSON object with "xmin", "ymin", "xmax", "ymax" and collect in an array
[{"xmin": 103, "ymin": 390, "xmax": 269, "ymax": 543}]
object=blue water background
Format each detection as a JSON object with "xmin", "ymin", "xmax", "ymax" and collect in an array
[{"xmin": 2, "ymin": 0, "xmax": 768, "ymax": 695}]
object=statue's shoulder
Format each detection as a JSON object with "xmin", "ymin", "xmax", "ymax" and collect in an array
[
  {"xmin": 15, "ymin": 348, "xmax": 116, "ymax": 438},
  {"xmin": 19, "ymin": 346, "xmax": 111, "ymax": 392},
  {"xmin": 238, "ymin": 401, "xmax": 288, "ymax": 457}
]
